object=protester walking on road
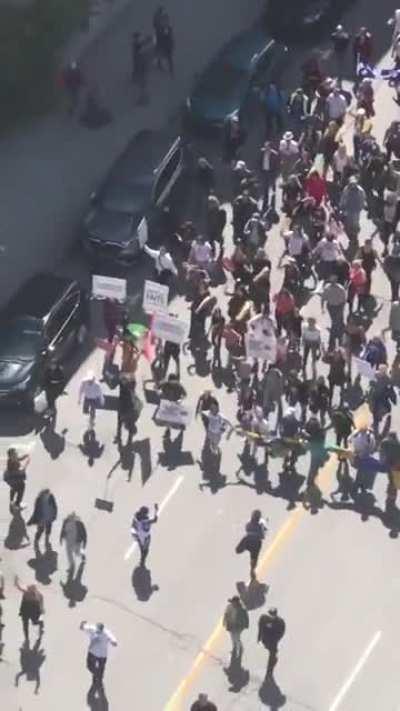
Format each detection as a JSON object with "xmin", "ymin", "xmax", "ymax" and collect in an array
[
  {"xmin": 131, "ymin": 32, "xmax": 151, "ymax": 103},
  {"xmin": 78, "ymin": 371, "xmax": 104, "ymax": 427},
  {"xmin": 61, "ymin": 61, "xmax": 84, "ymax": 115},
  {"xmin": 43, "ymin": 359, "xmax": 66, "ymax": 420},
  {"xmin": 115, "ymin": 376, "xmax": 142, "ymax": 446},
  {"xmin": 60, "ymin": 513, "xmax": 87, "ymax": 570},
  {"xmin": 144, "ymin": 243, "xmax": 178, "ymax": 285},
  {"xmin": 15, "ymin": 576, "xmax": 44, "ymax": 643},
  {"xmin": 80, "ymin": 621, "xmax": 117, "ymax": 686},
  {"xmin": 4, "ymin": 448, "xmax": 29, "ymax": 511},
  {"xmin": 156, "ymin": 18, "xmax": 175, "ymax": 75},
  {"xmin": 131, "ymin": 504, "xmax": 159, "ymax": 567},
  {"xmin": 27, "ymin": 489, "xmax": 58, "ymax": 545},
  {"xmin": 236, "ymin": 510, "xmax": 268, "ymax": 581},
  {"xmin": 223, "ymin": 595, "xmax": 249, "ymax": 660},
  {"xmin": 258, "ymin": 608, "xmax": 286, "ymax": 679}
]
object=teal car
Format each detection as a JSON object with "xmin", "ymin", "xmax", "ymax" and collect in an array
[{"xmin": 184, "ymin": 27, "xmax": 288, "ymax": 132}]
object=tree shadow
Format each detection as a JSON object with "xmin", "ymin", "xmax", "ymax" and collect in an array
[
  {"xmin": 4, "ymin": 509, "xmax": 30, "ymax": 550},
  {"xmin": 60, "ymin": 561, "xmax": 88, "ymax": 608},
  {"xmin": 79, "ymin": 429, "xmax": 105, "ymax": 466},
  {"xmin": 15, "ymin": 638, "xmax": 46, "ymax": 695},
  {"xmin": 87, "ymin": 681, "xmax": 109, "ymax": 711},
  {"xmin": 39, "ymin": 423, "xmax": 67, "ymax": 459},
  {"xmin": 259, "ymin": 674, "xmax": 287, "ymax": 709},
  {"xmin": 28, "ymin": 541, "xmax": 58, "ymax": 585},
  {"xmin": 131, "ymin": 565, "xmax": 159, "ymax": 602},
  {"xmin": 223, "ymin": 651, "xmax": 250, "ymax": 693},
  {"xmin": 158, "ymin": 429, "xmax": 194, "ymax": 471},
  {"xmin": 236, "ymin": 579, "xmax": 269, "ymax": 611}
]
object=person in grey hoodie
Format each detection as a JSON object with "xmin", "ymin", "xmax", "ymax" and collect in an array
[{"xmin": 339, "ymin": 176, "xmax": 366, "ymax": 240}]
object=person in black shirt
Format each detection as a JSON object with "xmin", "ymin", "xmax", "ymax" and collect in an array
[
  {"xmin": 190, "ymin": 693, "xmax": 218, "ymax": 711},
  {"xmin": 258, "ymin": 608, "xmax": 286, "ymax": 678},
  {"xmin": 43, "ymin": 359, "xmax": 66, "ymax": 419},
  {"xmin": 331, "ymin": 25, "xmax": 350, "ymax": 84}
]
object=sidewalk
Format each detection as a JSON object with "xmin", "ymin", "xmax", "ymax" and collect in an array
[{"xmin": 0, "ymin": 0, "xmax": 265, "ymax": 304}]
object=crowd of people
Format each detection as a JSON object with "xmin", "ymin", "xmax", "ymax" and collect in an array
[{"xmin": 4, "ymin": 9, "xmax": 400, "ymax": 711}]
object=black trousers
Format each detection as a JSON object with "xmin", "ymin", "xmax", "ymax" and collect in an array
[
  {"xmin": 87, "ymin": 652, "xmax": 107, "ymax": 681},
  {"xmin": 35, "ymin": 522, "xmax": 52, "ymax": 542},
  {"xmin": 10, "ymin": 483, "xmax": 25, "ymax": 507}
]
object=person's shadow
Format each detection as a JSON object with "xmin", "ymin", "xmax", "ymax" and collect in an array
[
  {"xmin": 131, "ymin": 565, "xmax": 159, "ymax": 601},
  {"xmin": 87, "ymin": 681, "xmax": 109, "ymax": 711},
  {"xmin": 79, "ymin": 429, "xmax": 105, "ymax": 466},
  {"xmin": 158, "ymin": 429, "xmax": 194, "ymax": 471},
  {"xmin": 40, "ymin": 423, "xmax": 67, "ymax": 459},
  {"xmin": 259, "ymin": 674, "xmax": 287, "ymax": 709},
  {"xmin": 28, "ymin": 540, "xmax": 58, "ymax": 585},
  {"xmin": 4, "ymin": 509, "xmax": 30, "ymax": 550},
  {"xmin": 15, "ymin": 638, "xmax": 46, "ymax": 694},
  {"xmin": 236, "ymin": 579, "xmax": 269, "ymax": 611},
  {"xmin": 60, "ymin": 561, "xmax": 88, "ymax": 607},
  {"xmin": 223, "ymin": 650, "xmax": 250, "ymax": 693}
]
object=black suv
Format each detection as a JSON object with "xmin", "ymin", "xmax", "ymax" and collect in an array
[
  {"xmin": 0, "ymin": 274, "xmax": 89, "ymax": 409},
  {"xmin": 82, "ymin": 129, "xmax": 188, "ymax": 266}
]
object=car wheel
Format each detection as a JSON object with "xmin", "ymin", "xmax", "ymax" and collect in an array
[{"xmin": 75, "ymin": 323, "xmax": 88, "ymax": 346}]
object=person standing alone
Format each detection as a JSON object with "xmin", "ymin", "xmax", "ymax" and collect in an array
[
  {"xmin": 258, "ymin": 608, "xmax": 286, "ymax": 679},
  {"xmin": 60, "ymin": 512, "xmax": 87, "ymax": 570},
  {"xmin": 223, "ymin": 595, "xmax": 249, "ymax": 661}
]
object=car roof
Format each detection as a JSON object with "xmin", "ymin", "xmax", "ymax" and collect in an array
[
  {"xmin": 105, "ymin": 130, "xmax": 181, "ymax": 189},
  {"xmin": 220, "ymin": 27, "xmax": 275, "ymax": 71},
  {"xmin": 5, "ymin": 273, "xmax": 78, "ymax": 320}
]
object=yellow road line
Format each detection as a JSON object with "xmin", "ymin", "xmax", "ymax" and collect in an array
[{"xmin": 165, "ymin": 407, "xmax": 369, "ymax": 709}]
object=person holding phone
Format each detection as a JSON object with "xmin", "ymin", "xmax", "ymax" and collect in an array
[{"xmin": 130, "ymin": 504, "xmax": 159, "ymax": 567}]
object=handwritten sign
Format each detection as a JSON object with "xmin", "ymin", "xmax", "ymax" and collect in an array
[{"xmin": 143, "ymin": 280, "xmax": 169, "ymax": 314}]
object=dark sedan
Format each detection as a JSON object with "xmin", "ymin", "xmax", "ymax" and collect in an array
[
  {"xmin": 82, "ymin": 129, "xmax": 187, "ymax": 266},
  {"xmin": 265, "ymin": 0, "xmax": 355, "ymax": 42},
  {"xmin": 0, "ymin": 274, "xmax": 88, "ymax": 409},
  {"xmin": 184, "ymin": 27, "xmax": 288, "ymax": 132}
]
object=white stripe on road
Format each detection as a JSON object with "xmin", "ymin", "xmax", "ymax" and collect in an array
[
  {"xmin": 328, "ymin": 630, "xmax": 382, "ymax": 711},
  {"xmin": 124, "ymin": 475, "xmax": 184, "ymax": 561}
]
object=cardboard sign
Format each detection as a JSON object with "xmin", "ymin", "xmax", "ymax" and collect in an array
[
  {"xmin": 354, "ymin": 357, "xmax": 377, "ymax": 381},
  {"xmin": 152, "ymin": 313, "xmax": 189, "ymax": 345},
  {"xmin": 92, "ymin": 275, "xmax": 127, "ymax": 302},
  {"xmin": 155, "ymin": 399, "xmax": 191, "ymax": 427},
  {"xmin": 245, "ymin": 333, "xmax": 277, "ymax": 362},
  {"xmin": 143, "ymin": 280, "xmax": 169, "ymax": 314}
]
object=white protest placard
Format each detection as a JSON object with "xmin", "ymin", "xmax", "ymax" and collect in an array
[
  {"xmin": 245, "ymin": 333, "xmax": 277, "ymax": 362},
  {"xmin": 152, "ymin": 312, "xmax": 189, "ymax": 345},
  {"xmin": 137, "ymin": 217, "xmax": 148, "ymax": 248},
  {"xmin": 156, "ymin": 399, "xmax": 191, "ymax": 427},
  {"xmin": 354, "ymin": 356, "xmax": 377, "ymax": 381},
  {"xmin": 92, "ymin": 275, "xmax": 127, "ymax": 302},
  {"xmin": 143, "ymin": 280, "xmax": 169, "ymax": 314}
]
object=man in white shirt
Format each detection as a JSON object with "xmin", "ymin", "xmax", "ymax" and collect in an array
[
  {"xmin": 188, "ymin": 236, "xmax": 213, "ymax": 269},
  {"xmin": 302, "ymin": 317, "xmax": 321, "ymax": 373},
  {"xmin": 78, "ymin": 371, "xmax": 104, "ymax": 425},
  {"xmin": 279, "ymin": 131, "xmax": 299, "ymax": 179},
  {"xmin": 313, "ymin": 234, "xmax": 342, "ymax": 280},
  {"xmin": 144, "ymin": 244, "xmax": 178, "ymax": 284},
  {"xmin": 282, "ymin": 226, "xmax": 309, "ymax": 260},
  {"xmin": 80, "ymin": 621, "xmax": 117, "ymax": 686},
  {"xmin": 326, "ymin": 86, "xmax": 347, "ymax": 124}
]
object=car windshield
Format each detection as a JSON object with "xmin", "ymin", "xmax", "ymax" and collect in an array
[
  {"xmin": 100, "ymin": 179, "xmax": 152, "ymax": 215},
  {"xmin": 196, "ymin": 64, "xmax": 249, "ymax": 99},
  {"xmin": 0, "ymin": 317, "xmax": 43, "ymax": 361}
]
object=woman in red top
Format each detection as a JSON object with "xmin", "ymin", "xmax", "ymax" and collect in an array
[
  {"xmin": 273, "ymin": 288, "xmax": 295, "ymax": 335},
  {"xmin": 348, "ymin": 259, "xmax": 367, "ymax": 314},
  {"xmin": 304, "ymin": 169, "xmax": 328, "ymax": 206}
]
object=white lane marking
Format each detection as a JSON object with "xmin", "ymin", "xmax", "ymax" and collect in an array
[
  {"xmin": 328, "ymin": 630, "xmax": 382, "ymax": 711},
  {"xmin": 124, "ymin": 475, "xmax": 184, "ymax": 561}
]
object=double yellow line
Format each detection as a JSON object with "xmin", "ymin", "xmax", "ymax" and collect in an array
[{"xmin": 164, "ymin": 401, "xmax": 369, "ymax": 711}]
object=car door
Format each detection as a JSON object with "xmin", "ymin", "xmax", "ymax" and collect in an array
[
  {"xmin": 152, "ymin": 139, "xmax": 183, "ymax": 207},
  {"xmin": 45, "ymin": 289, "xmax": 81, "ymax": 360}
]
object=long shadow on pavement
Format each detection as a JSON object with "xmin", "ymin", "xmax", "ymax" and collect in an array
[
  {"xmin": 131, "ymin": 565, "xmax": 159, "ymax": 602},
  {"xmin": 87, "ymin": 682, "xmax": 109, "ymax": 711},
  {"xmin": 60, "ymin": 561, "xmax": 88, "ymax": 607},
  {"xmin": 4, "ymin": 509, "xmax": 30, "ymax": 550},
  {"xmin": 28, "ymin": 541, "xmax": 58, "ymax": 585},
  {"xmin": 15, "ymin": 638, "xmax": 46, "ymax": 695},
  {"xmin": 223, "ymin": 652, "xmax": 250, "ymax": 693},
  {"xmin": 258, "ymin": 674, "xmax": 287, "ymax": 709}
]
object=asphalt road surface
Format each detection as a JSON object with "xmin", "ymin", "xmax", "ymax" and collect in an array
[{"xmin": 1, "ymin": 1, "xmax": 400, "ymax": 710}]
